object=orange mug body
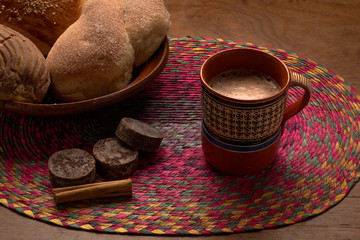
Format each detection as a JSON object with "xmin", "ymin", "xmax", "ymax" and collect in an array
[{"xmin": 200, "ymin": 48, "xmax": 311, "ymax": 175}]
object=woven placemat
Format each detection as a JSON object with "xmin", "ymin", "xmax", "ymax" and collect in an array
[{"xmin": 1, "ymin": 37, "xmax": 360, "ymax": 235}]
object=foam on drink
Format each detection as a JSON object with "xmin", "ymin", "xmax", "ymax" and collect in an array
[{"xmin": 208, "ymin": 69, "xmax": 281, "ymax": 100}]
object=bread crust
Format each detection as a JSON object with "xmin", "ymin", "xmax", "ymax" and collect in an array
[
  {"xmin": 0, "ymin": 24, "xmax": 50, "ymax": 103},
  {"xmin": 122, "ymin": 0, "xmax": 171, "ymax": 67},
  {"xmin": 0, "ymin": 0, "xmax": 85, "ymax": 55},
  {"xmin": 46, "ymin": 0, "xmax": 135, "ymax": 102}
]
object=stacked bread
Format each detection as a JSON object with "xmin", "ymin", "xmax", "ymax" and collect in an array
[{"xmin": 0, "ymin": 0, "xmax": 170, "ymax": 103}]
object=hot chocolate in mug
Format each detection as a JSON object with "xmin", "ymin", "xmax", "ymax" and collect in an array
[{"xmin": 201, "ymin": 48, "xmax": 312, "ymax": 175}]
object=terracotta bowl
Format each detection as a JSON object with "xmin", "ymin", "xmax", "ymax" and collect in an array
[{"xmin": 0, "ymin": 38, "xmax": 169, "ymax": 117}]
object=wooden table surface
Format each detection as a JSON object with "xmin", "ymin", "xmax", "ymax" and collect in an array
[{"xmin": 1, "ymin": 0, "xmax": 359, "ymax": 239}]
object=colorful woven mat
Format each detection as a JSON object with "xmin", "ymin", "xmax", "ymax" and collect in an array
[{"xmin": 1, "ymin": 37, "xmax": 360, "ymax": 235}]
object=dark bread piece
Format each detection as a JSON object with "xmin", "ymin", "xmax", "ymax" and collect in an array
[
  {"xmin": 115, "ymin": 117, "xmax": 164, "ymax": 152},
  {"xmin": 48, "ymin": 148, "xmax": 96, "ymax": 188},
  {"xmin": 93, "ymin": 137, "xmax": 138, "ymax": 180}
]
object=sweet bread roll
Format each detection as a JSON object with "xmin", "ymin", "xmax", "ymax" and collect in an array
[
  {"xmin": 0, "ymin": 0, "xmax": 85, "ymax": 56},
  {"xmin": 0, "ymin": 24, "xmax": 50, "ymax": 103},
  {"xmin": 46, "ymin": 0, "xmax": 170, "ymax": 102},
  {"xmin": 46, "ymin": 0, "xmax": 135, "ymax": 102},
  {"xmin": 122, "ymin": 0, "xmax": 170, "ymax": 67}
]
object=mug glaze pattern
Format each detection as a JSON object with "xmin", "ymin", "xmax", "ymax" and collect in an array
[
  {"xmin": 202, "ymin": 86, "xmax": 287, "ymax": 142},
  {"xmin": 200, "ymin": 48, "xmax": 311, "ymax": 175}
]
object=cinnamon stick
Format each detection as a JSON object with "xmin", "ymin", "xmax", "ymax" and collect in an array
[{"xmin": 52, "ymin": 178, "xmax": 132, "ymax": 204}]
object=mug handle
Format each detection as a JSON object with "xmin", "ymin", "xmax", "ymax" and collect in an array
[{"xmin": 282, "ymin": 71, "xmax": 312, "ymax": 128}]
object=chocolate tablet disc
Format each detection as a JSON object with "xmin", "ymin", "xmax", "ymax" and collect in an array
[
  {"xmin": 115, "ymin": 117, "xmax": 164, "ymax": 152},
  {"xmin": 48, "ymin": 148, "xmax": 96, "ymax": 188},
  {"xmin": 93, "ymin": 137, "xmax": 139, "ymax": 180}
]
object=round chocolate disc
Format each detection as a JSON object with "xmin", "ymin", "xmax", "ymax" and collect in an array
[
  {"xmin": 115, "ymin": 117, "xmax": 163, "ymax": 152},
  {"xmin": 48, "ymin": 148, "xmax": 96, "ymax": 188},
  {"xmin": 93, "ymin": 137, "xmax": 139, "ymax": 180}
]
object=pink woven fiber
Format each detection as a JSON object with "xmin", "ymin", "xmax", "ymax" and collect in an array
[{"xmin": 0, "ymin": 37, "xmax": 359, "ymax": 235}]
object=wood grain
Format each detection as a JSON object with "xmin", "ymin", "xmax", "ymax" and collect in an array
[
  {"xmin": 166, "ymin": 0, "xmax": 360, "ymax": 89},
  {"xmin": 1, "ymin": 0, "xmax": 360, "ymax": 239}
]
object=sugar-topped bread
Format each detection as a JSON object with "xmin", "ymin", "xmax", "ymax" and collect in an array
[
  {"xmin": 46, "ymin": 0, "xmax": 170, "ymax": 102},
  {"xmin": 0, "ymin": 0, "xmax": 85, "ymax": 56},
  {"xmin": 46, "ymin": 0, "xmax": 135, "ymax": 102}
]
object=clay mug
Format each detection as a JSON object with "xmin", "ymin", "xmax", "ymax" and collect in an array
[{"xmin": 200, "ymin": 48, "xmax": 312, "ymax": 175}]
